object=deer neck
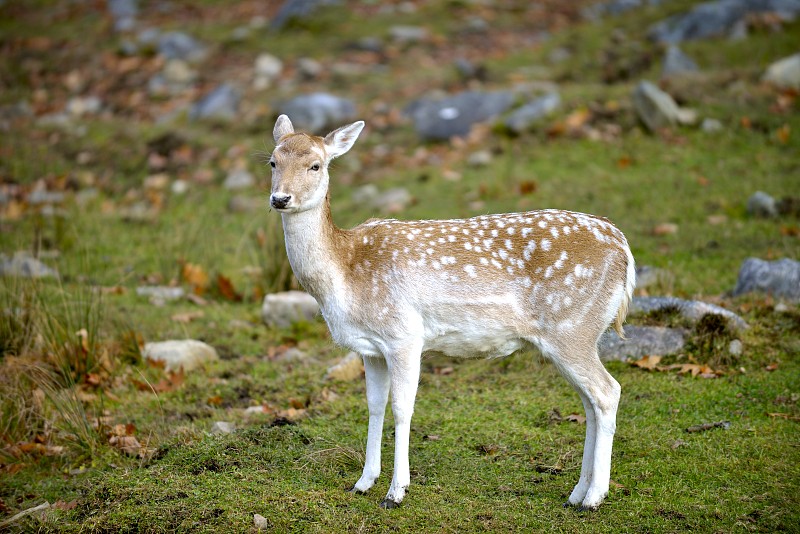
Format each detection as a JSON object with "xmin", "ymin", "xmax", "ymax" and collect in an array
[{"xmin": 280, "ymin": 195, "xmax": 345, "ymax": 303}]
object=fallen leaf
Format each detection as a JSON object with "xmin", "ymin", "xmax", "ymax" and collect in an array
[
  {"xmin": 131, "ymin": 368, "xmax": 185, "ymax": 393},
  {"xmin": 519, "ymin": 180, "xmax": 538, "ymax": 195},
  {"xmin": 181, "ymin": 262, "xmax": 209, "ymax": 295},
  {"xmin": 670, "ymin": 439, "xmax": 687, "ymax": 449},
  {"xmin": 52, "ymin": 500, "xmax": 78, "ymax": 511},
  {"xmin": 767, "ymin": 413, "xmax": 800, "ymax": 421},
  {"xmin": 630, "ymin": 355, "xmax": 663, "ymax": 371},
  {"xmin": 616, "ymin": 156, "xmax": 631, "ymax": 169},
  {"xmin": 780, "ymin": 225, "xmax": 800, "ymax": 237},
  {"xmin": 565, "ymin": 413, "xmax": 586, "ymax": 424},
  {"xmin": 776, "ymin": 124, "xmax": 790, "ymax": 144},
  {"xmin": 610, "ymin": 479, "xmax": 630, "ymax": 495},
  {"xmin": 653, "ymin": 223, "xmax": 679, "ymax": 236},
  {"xmin": 424, "ymin": 434, "xmax": 441, "ymax": 441},
  {"xmin": 289, "ymin": 397, "xmax": 306, "ymax": 409},
  {"xmin": 740, "ymin": 116, "xmax": 751, "ymax": 129},
  {"xmin": 207, "ymin": 395, "xmax": 223, "ymax": 406},
  {"xmin": 216, "ymin": 273, "xmax": 242, "ymax": 302},
  {"xmin": 765, "ymin": 363, "xmax": 779, "ymax": 372},
  {"xmin": 434, "ymin": 366, "xmax": 454, "ymax": 375},
  {"xmin": 686, "ymin": 421, "xmax": 730, "ymax": 433},
  {"xmin": 109, "ymin": 435, "xmax": 142, "ymax": 456}
]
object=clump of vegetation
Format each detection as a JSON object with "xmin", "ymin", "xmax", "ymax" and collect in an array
[{"xmin": 687, "ymin": 313, "xmax": 738, "ymax": 367}]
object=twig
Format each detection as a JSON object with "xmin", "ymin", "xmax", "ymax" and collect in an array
[{"xmin": 0, "ymin": 501, "xmax": 50, "ymax": 528}]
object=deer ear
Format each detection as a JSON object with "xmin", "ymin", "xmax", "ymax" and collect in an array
[
  {"xmin": 273, "ymin": 115, "xmax": 294, "ymax": 143},
  {"xmin": 324, "ymin": 121, "xmax": 365, "ymax": 159}
]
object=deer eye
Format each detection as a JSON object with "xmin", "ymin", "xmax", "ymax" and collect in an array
[
  {"xmin": 310, "ymin": 163, "xmax": 320, "ymax": 172},
  {"xmin": 270, "ymin": 161, "xmax": 276, "ymax": 168}
]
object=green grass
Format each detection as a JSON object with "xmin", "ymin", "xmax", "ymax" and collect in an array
[{"xmin": 1, "ymin": 0, "xmax": 799, "ymax": 531}]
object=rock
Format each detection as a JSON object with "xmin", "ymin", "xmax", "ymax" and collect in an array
[
  {"xmin": 223, "ymin": 168, "xmax": 255, "ymax": 190},
  {"xmin": 262, "ymin": 290, "xmax": 319, "ymax": 328},
  {"xmin": 762, "ymin": 52, "xmax": 800, "ymax": 90},
  {"xmin": 254, "ymin": 513, "xmax": 269, "ymax": 530},
  {"xmin": 634, "ymin": 265, "xmax": 672, "ymax": 290},
  {"xmin": 632, "ymin": 81, "xmax": 687, "ymax": 131},
  {"xmin": 65, "ymin": 96, "xmax": 102, "ymax": 117},
  {"xmin": 728, "ymin": 339, "xmax": 743, "ymax": 357},
  {"xmin": 0, "ymin": 252, "xmax": 58, "ymax": 278},
  {"xmin": 373, "ymin": 187, "xmax": 412, "ymax": 213},
  {"xmin": 28, "ymin": 189, "xmax": 66, "ymax": 205},
  {"xmin": 648, "ymin": 0, "xmax": 800, "ymax": 44},
  {"xmin": 108, "ymin": 0, "xmax": 138, "ymax": 32},
  {"xmin": 599, "ymin": 325, "xmax": 686, "ymax": 361},
  {"xmin": 407, "ymin": 91, "xmax": 515, "ymax": 141},
  {"xmin": 661, "ymin": 45, "xmax": 699, "ymax": 79},
  {"xmin": 254, "ymin": 53, "xmax": 283, "ymax": 89},
  {"xmin": 171, "ymin": 179, "xmax": 189, "ymax": 195},
  {"xmin": 389, "ymin": 25, "xmax": 428, "ymax": 43},
  {"xmin": 142, "ymin": 339, "xmax": 219, "ymax": 372},
  {"xmin": 504, "ymin": 92, "xmax": 561, "ymax": 133},
  {"xmin": 136, "ymin": 285, "xmax": 185, "ymax": 306},
  {"xmin": 701, "ymin": 118, "xmax": 723, "ymax": 132},
  {"xmin": 630, "ymin": 296, "xmax": 748, "ymax": 330},
  {"xmin": 279, "ymin": 93, "xmax": 357, "ymax": 134},
  {"xmin": 297, "ymin": 57, "xmax": 323, "ymax": 79},
  {"xmin": 190, "ymin": 84, "xmax": 240, "ymax": 121},
  {"xmin": 467, "ymin": 150, "xmax": 493, "ymax": 167},
  {"xmin": 746, "ymin": 191, "xmax": 778, "ymax": 218},
  {"xmin": 211, "ymin": 421, "xmax": 236, "ymax": 435},
  {"xmin": 324, "ymin": 352, "xmax": 364, "ymax": 381},
  {"xmin": 270, "ymin": 0, "xmax": 341, "ymax": 30},
  {"xmin": 158, "ymin": 31, "xmax": 207, "ymax": 63},
  {"xmin": 352, "ymin": 184, "xmax": 379, "ymax": 205},
  {"xmin": 275, "ymin": 347, "xmax": 311, "ymax": 362},
  {"xmin": 732, "ymin": 257, "xmax": 800, "ymax": 302},
  {"xmin": 163, "ymin": 59, "xmax": 195, "ymax": 85}
]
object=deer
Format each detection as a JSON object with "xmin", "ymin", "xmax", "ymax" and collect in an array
[{"xmin": 268, "ymin": 114, "xmax": 635, "ymax": 511}]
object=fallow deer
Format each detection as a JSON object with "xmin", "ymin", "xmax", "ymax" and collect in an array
[{"xmin": 268, "ymin": 114, "xmax": 635, "ymax": 510}]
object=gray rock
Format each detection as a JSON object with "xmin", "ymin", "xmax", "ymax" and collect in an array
[
  {"xmin": 253, "ymin": 53, "xmax": 283, "ymax": 89},
  {"xmin": 585, "ymin": 0, "xmax": 669, "ymax": 19},
  {"xmin": 467, "ymin": 150, "xmax": 493, "ymax": 167},
  {"xmin": 746, "ymin": 191, "xmax": 778, "ymax": 217},
  {"xmin": 297, "ymin": 57, "xmax": 323, "ymax": 79},
  {"xmin": 389, "ymin": 25, "xmax": 428, "ymax": 43},
  {"xmin": 407, "ymin": 91, "xmax": 515, "ymax": 141},
  {"xmin": 65, "ymin": 96, "xmax": 102, "ymax": 117},
  {"xmin": 223, "ymin": 168, "xmax": 255, "ymax": 190},
  {"xmin": 504, "ymin": 92, "xmax": 561, "ymax": 133},
  {"xmin": 0, "ymin": 252, "xmax": 58, "ymax": 278},
  {"xmin": 661, "ymin": 45, "xmax": 699, "ymax": 78},
  {"xmin": 28, "ymin": 189, "xmax": 66, "ymax": 205},
  {"xmin": 211, "ymin": 421, "xmax": 236, "ymax": 434},
  {"xmin": 158, "ymin": 31, "xmax": 207, "ymax": 63},
  {"xmin": 728, "ymin": 339, "xmax": 743, "ymax": 356},
  {"xmin": 648, "ymin": 0, "xmax": 800, "ymax": 44},
  {"xmin": 190, "ymin": 84, "xmax": 240, "ymax": 121},
  {"xmin": 271, "ymin": 0, "xmax": 341, "ymax": 30},
  {"xmin": 279, "ymin": 93, "xmax": 357, "ymax": 134},
  {"xmin": 634, "ymin": 265, "xmax": 672, "ymax": 290},
  {"xmin": 599, "ymin": 325, "xmax": 686, "ymax": 361},
  {"xmin": 108, "ymin": 0, "xmax": 137, "ymax": 31},
  {"xmin": 262, "ymin": 290, "xmax": 319, "ymax": 328},
  {"xmin": 732, "ymin": 257, "xmax": 800, "ymax": 301},
  {"xmin": 762, "ymin": 52, "xmax": 800, "ymax": 90},
  {"xmin": 701, "ymin": 118, "xmax": 723, "ymax": 132},
  {"xmin": 136, "ymin": 285, "xmax": 185, "ymax": 306},
  {"xmin": 632, "ymin": 81, "xmax": 683, "ymax": 131},
  {"xmin": 630, "ymin": 296, "xmax": 748, "ymax": 330},
  {"xmin": 142, "ymin": 339, "xmax": 219, "ymax": 372},
  {"xmin": 373, "ymin": 187, "xmax": 412, "ymax": 214},
  {"xmin": 254, "ymin": 514, "xmax": 269, "ymax": 530}
]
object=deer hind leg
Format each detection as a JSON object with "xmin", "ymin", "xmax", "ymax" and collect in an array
[
  {"xmin": 381, "ymin": 339, "xmax": 423, "ymax": 509},
  {"xmin": 351, "ymin": 355, "xmax": 390, "ymax": 494},
  {"xmin": 541, "ymin": 340, "xmax": 621, "ymax": 511}
]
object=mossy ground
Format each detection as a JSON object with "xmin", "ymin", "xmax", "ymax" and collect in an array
[{"xmin": 1, "ymin": 0, "xmax": 799, "ymax": 532}]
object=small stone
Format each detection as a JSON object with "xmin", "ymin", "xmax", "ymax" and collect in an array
[
  {"xmin": 158, "ymin": 31, "xmax": 207, "ymax": 63},
  {"xmin": 504, "ymin": 92, "xmax": 561, "ymax": 134},
  {"xmin": 732, "ymin": 258, "xmax": 800, "ymax": 302},
  {"xmin": 279, "ymin": 93, "xmax": 357, "ymax": 134},
  {"xmin": 746, "ymin": 191, "xmax": 778, "ymax": 218},
  {"xmin": 171, "ymin": 179, "xmax": 189, "ymax": 195},
  {"xmin": 190, "ymin": 84, "xmax": 240, "ymax": 121},
  {"xmin": 351, "ymin": 184, "xmax": 379, "ymax": 205},
  {"xmin": 297, "ymin": 57, "xmax": 323, "ymax": 79},
  {"xmin": 548, "ymin": 46, "xmax": 571, "ymax": 64},
  {"xmin": 467, "ymin": 150, "xmax": 493, "ymax": 167},
  {"xmin": 223, "ymin": 168, "xmax": 255, "ymax": 190},
  {"xmin": 162, "ymin": 59, "xmax": 195, "ymax": 85},
  {"xmin": 65, "ymin": 96, "xmax": 102, "ymax": 117},
  {"xmin": 324, "ymin": 352, "xmax": 364, "ymax": 381},
  {"xmin": 701, "ymin": 118, "xmax": 723, "ymax": 132},
  {"xmin": 254, "ymin": 514, "xmax": 269, "ymax": 530},
  {"xmin": 632, "ymin": 81, "xmax": 683, "ymax": 131},
  {"xmin": 389, "ymin": 25, "xmax": 428, "ymax": 43},
  {"xmin": 630, "ymin": 296, "xmax": 748, "ymax": 331},
  {"xmin": 211, "ymin": 421, "xmax": 236, "ymax": 435},
  {"xmin": 262, "ymin": 290, "xmax": 320, "ymax": 328},
  {"xmin": 142, "ymin": 339, "xmax": 219, "ymax": 372},
  {"xmin": 728, "ymin": 339, "xmax": 743, "ymax": 357},
  {"xmin": 372, "ymin": 187, "xmax": 412, "ymax": 214},
  {"xmin": 144, "ymin": 173, "xmax": 170, "ymax": 191},
  {"xmin": 254, "ymin": 53, "xmax": 283, "ymax": 88},
  {"xmin": 136, "ymin": 285, "xmax": 185, "ymax": 306},
  {"xmin": 0, "ymin": 252, "xmax": 58, "ymax": 278},
  {"xmin": 634, "ymin": 265, "xmax": 672, "ymax": 290},
  {"xmin": 762, "ymin": 52, "xmax": 800, "ymax": 90},
  {"xmin": 599, "ymin": 326, "xmax": 686, "ymax": 361}
]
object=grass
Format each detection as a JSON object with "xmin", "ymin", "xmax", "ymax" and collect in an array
[{"xmin": 1, "ymin": 0, "xmax": 799, "ymax": 531}]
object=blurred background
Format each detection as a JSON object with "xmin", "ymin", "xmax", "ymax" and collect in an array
[{"xmin": 0, "ymin": 0, "xmax": 798, "ymax": 530}]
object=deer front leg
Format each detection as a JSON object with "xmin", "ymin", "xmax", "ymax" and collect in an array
[
  {"xmin": 351, "ymin": 355, "xmax": 390, "ymax": 494},
  {"xmin": 381, "ymin": 342, "xmax": 422, "ymax": 509}
]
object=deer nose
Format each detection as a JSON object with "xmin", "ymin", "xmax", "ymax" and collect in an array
[{"xmin": 271, "ymin": 194, "xmax": 292, "ymax": 209}]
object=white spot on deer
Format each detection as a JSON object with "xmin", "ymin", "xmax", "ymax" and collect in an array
[
  {"xmin": 505, "ymin": 239, "xmax": 513, "ymax": 250},
  {"xmin": 497, "ymin": 220, "xmax": 506, "ymax": 228},
  {"xmin": 406, "ymin": 233, "xmax": 415, "ymax": 240},
  {"xmin": 563, "ymin": 296, "xmax": 572, "ymax": 307},
  {"xmin": 538, "ymin": 220, "xmax": 547, "ymax": 228},
  {"xmin": 563, "ymin": 226, "xmax": 571, "ymax": 235},
  {"xmin": 474, "ymin": 246, "xmax": 482, "ymax": 253},
  {"xmin": 507, "ymin": 227, "xmax": 515, "ymax": 235},
  {"xmin": 479, "ymin": 257, "xmax": 489, "ymax": 266},
  {"xmin": 491, "ymin": 229, "xmax": 499, "ymax": 237},
  {"xmin": 550, "ymin": 226, "xmax": 559, "ymax": 239},
  {"xmin": 438, "ymin": 237, "xmax": 446, "ymax": 244},
  {"xmin": 426, "ymin": 248, "xmax": 434, "ymax": 255},
  {"xmin": 362, "ymin": 236, "xmax": 369, "ymax": 244},
  {"xmin": 441, "ymin": 256, "xmax": 457, "ymax": 265},
  {"xmin": 392, "ymin": 250, "xmax": 399, "ymax": 260},
  {"xmin": 464, "ymin": 242, "xmax": 473, "ymax": 250},
  {"xmin": 448, "ymin": 235, "xmax": 457, "ymax": 242},
  {"xmin": 522, "ymin": 227, "xmax": 533, "ymax": 237},
  {"xmin": 545, "ymin": 266, "xmax": 554, "ymax": 278},
  {"xmin": 541, "ymin": 239, "xmax": 551, "ymax": 251},
  {"xmin": 403, "ymin": 247, "xmax": 410, "ymax": 254},
  {"xmin": 491, "ymin": 259, "xmax": 502, "ymax": 269},
  {"xmin": 564, "ymin": 273, "xmax": 575, "ymax": 286},
  {"xmin": 462, "ymin": 229, "xmax": 470, "ymax": 236},
  {"xmin": 483, "ymin": 239, "xmax": 494, "ymax": 249},
  {"xmin": 433, "ymin": 260, "xmax": 442, "ymax": 270},
  {"xmin": 499, "ymin": 249, "xmax": 509, "ymax": 260},
  {"xmin": 554, "ymin": 251, "xmax": 568, "ymax": 269},
  {"xmin": 521, "ymin": 277, "xmax": 532, "ymax": 288},
  {"xmin": 464, "ymin": 265, "xmax": 477, "ymax": 278},
  {"xmin": 506, "ymin": 266, "xmax": 515, "ymax": 274}
]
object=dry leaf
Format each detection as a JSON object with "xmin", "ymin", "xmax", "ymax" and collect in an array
[
  {"xmin": 566, "ymin": 413, "xmax": 586, "ymax": 424},
  {"xmin": 776, "ymin": 124, "xmax": 790, "ymax": 144},
  {"xmin": 109, "ymin": 435, "xmax": 141, "ymax": 456},
  {"xmin": 171, "ymin": 310, "xmax": 204, "ymax": 323},
  {"xmin": 434, "ymin": 366, "xmax": 454, "ymax": 375},
  {"xmin": 767, "ymin": 412, "xmax": 800, "ymax": 421},
  {"xmin": 181, "ymin": 262, "xmax": 209, "ymax": 295},
  {"xmin": 52, "ymin": 500, "xmax": 78, "ymax": 511},
  {"xmin": 765, "ymin": 363, "xmax": 779, "ymax": 372},
  {"xmin": 131, "ymin": 368, "xmax": 185, "ymax": 393},
  {"xmin": 653, "ymin": 223, "xmax": 678, "ymax": 236},
  {"xmin": 216, "ymin": 274, "xmax": 242, "ymax": 302},
  {"xmin": 630, "ymin": 355, "xmax": 662, "ymax": 371},
  {"xmin": 207, "ymin": 395, "xmax": 223, "ymax": 406},
  {"xmin": 616, "ymin": 156, "xmax": 631, "ymax": 169}
]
